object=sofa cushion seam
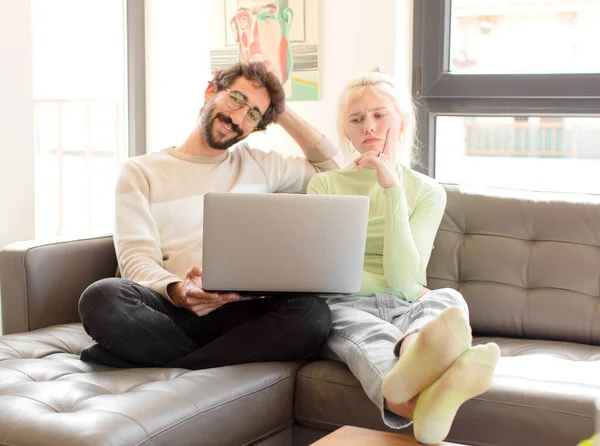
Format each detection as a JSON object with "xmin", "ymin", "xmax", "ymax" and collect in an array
[
  {"xmin": 296, "ymin": 372, "xmax": 362, "ymax": 389},
  {"xmin": 439, "ymin": 228, "xmax": 600, "ymax": 249},
  {"xmin": 473, "ymin": 396, "xmax": 594, "ymax": 418},
  {"xmin": 425, "ymin": 278, "xmax": 599, "ymax": 299},
  {"xmin": 135, "ymin": 373, "xmax": 296, "ymax": 444},
  {"xmin": 240, "ymin": 421, "xmax": 294, "ymax": 446}
]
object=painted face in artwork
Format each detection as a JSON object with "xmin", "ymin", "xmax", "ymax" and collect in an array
[{"xmin": 231, "ymin": 0, "xmax": 294, "ymax": 85}]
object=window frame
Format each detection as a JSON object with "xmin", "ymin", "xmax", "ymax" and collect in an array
[
  {"xmin": 126, "ymin": 0, "xmax": 147, "ymax": 157},
  {"xmin": 412, "ymin": 0, "xmax": 600, "ymax": 177}
]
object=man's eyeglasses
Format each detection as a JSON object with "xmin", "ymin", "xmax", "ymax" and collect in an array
[{"xmin": 224, "ymin": 88, "xmax": 263, "ymax": 129}]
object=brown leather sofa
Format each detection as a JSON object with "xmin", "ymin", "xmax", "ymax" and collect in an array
[{"xmin": 1, "ymin": 185, "xmax": 600, "ymax": 446}]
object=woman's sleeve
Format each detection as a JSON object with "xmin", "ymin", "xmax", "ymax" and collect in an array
[
  {"xmin": 382, "ymin": 183, "xmax": 447, "ymax": 293},
  {"xmin": 306, "ymin": 173, "xmax": 329, "ymax": 195}
]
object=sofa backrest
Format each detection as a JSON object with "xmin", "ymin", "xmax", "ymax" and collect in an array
[
  {"xmin": 0, "ymin": 236, "xmax": 117, "ymax": 334},
  {"xmin": 427, "ymin": 185, "xmax": 600, "ymax": 345}
]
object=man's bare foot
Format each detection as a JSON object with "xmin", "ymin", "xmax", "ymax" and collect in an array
[{"xmin": 382, "ymin": 307, "xmax": 471, "ymax": 404}]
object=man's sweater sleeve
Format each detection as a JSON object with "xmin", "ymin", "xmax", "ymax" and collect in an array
[
  {"xmin": 382, "ymin": 182, "xmax": 447, "ymax": 298},
  {"xmin": 249, "ymin": 136, "xmax": 341, "ymax": 193},
  {"xmin": 113, "ymin": 161, "xmax": 181, "ymax": 301}
]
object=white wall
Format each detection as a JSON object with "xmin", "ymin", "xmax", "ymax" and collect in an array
[
  {"xmin": 145, "ymin": 0, "xmax": 212, "ymax": 154},
  {"xmin": 0, "ymin": 0, "xmax": 413, "ymax": 245},
  {"xmin": 0, "ymin": 0, "xmax": 35, "ymax": 250},
  {"xmin": 145, "ymin": 0, "xmax": 413, "ymax": 163}
]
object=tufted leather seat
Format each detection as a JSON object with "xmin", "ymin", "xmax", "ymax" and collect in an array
[
  {"xmin": 0, "ymin": 324, "xmax": 299, "ymax": 445},
  {"xmin": 2, "ymin": 184, "xmax": 600, "ymax": 446}
]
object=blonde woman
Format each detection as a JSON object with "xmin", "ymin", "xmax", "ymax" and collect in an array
[{"xmin": 307, "ymin": 69, "xmax": 500, "ymax": 444}]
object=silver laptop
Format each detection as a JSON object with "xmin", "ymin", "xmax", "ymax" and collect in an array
[{"xmin": 202, "ymin": 192, "xmax": 369, "ymax": 296}]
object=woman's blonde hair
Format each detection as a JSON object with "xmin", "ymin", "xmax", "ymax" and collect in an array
[{"xmin": 337, "ymin": 66, "xmax": 417, "ymax": 167}]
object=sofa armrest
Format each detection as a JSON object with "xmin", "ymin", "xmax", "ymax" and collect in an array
[{"xmin": 0, "ymin": 235, "xmax": 117, "ymax": 334}]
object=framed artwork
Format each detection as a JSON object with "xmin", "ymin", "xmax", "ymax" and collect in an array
[{"xmin": 209, "ymin": 0, "xmax": 320, "ymax": 101}]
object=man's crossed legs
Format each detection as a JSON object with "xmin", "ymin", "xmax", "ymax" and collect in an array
[{"xmin": 78, "ymin": 278, "xmax": 332, "ymax": 370}]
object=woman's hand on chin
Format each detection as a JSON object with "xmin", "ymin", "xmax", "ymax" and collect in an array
[{"xmin": 354, "ymin": 130, "xmax": 402, "ymax": 189}]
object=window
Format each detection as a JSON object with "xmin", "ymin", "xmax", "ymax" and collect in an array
[
  {"xmin": 31, "ymin": 0, "xmax": 145, "ymax": 238},
  {"xmin": 413, "ymin": 0, "xmax": 600, "ymax": 194},
  {"xmin": 436, "ymin": 116, "xmax": 600, "ymax": 193},
  {"xmin": 449, "ymin": 1, "xmax": 600, "ymax": 75}
]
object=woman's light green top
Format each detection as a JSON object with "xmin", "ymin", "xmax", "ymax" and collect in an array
[{"xmin": 307, "ymin": 161, "xmax": 446, "ymax": 301}]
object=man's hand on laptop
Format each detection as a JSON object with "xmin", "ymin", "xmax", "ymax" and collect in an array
[{"xmin": 168, "ymin": 266, "xmax": 240, "ymax": 316}]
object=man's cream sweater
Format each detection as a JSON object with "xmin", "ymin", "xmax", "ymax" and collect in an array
[{"xmin": 114, "ymin": 140, "xmax": 339, "ymax": 302}]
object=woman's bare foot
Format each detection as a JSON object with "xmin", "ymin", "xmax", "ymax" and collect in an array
[{"xmin": 385, "ymin": 396, "xmax": 418, "ymax": 420}]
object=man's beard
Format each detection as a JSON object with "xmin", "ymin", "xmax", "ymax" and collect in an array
[{"xmin": 200, "ymin": 104, "xmax": 244, "ymax": 151}]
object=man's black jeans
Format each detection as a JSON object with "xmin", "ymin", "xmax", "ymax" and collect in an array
[{"xmin": 78, "ymin": 278, "xmax": 332, "ymax": 369}]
